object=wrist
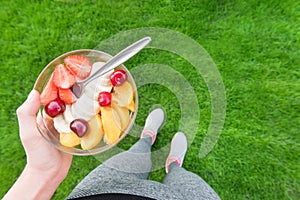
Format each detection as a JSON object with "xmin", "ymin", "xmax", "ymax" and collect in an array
[
  {"xmin": 22, "ymin": 165, "xmax": 62, "ymax": 199},
  {"xmin": 3, "ymin": 165, "xmax": 62, "ymax": 200},
  {"xmin": 24, "ymin": 164, "xmax": 63, "ymax": 186}
]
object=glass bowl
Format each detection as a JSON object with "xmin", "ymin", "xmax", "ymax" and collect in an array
[{"xmin": 34, "ymin": 49, "xmax": 138, "ymax": 155}]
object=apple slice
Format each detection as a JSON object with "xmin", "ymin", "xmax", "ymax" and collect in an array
[
  {"xmin": 112, "ymin": 81, "xmax": 134, "ymax": 107},
  {"xmin": 81, "ymin": 114, "xmax": 104, "ymax": 150},
  {"xmin": 60, "ymin": 131, "xmax": 81, "ymax": 147},
  {"xmin": 112, "ymin": 102, "xmax": 130, "ymax": 131},
  {"xmin": 100, "ymin": 106, "xmax": 122, "ymax": 145},
  {"xmin": 126, "ymin": 99, "xmax": 135, "ymax": 112}
]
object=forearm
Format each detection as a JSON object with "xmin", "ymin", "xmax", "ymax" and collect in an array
[{"xmin": 3, "ymin": 165, "xmax": 61, "ymax": 200}]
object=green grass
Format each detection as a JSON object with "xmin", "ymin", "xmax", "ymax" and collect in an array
[{"xmin": 1, "ymin": 0, "xmax": 299, "ymax": 199}]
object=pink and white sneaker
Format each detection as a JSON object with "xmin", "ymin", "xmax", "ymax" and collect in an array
[
  {"xmin": 165, "ymin": 132, "xmax": 188, "ymax": 173},
  {"xmin": 141, "ymin": 108, "xmax": 165, "ymax": 145}
]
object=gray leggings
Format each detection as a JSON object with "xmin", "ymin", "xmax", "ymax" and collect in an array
[{"xmin": 67, "ymin": 137, "xmax": 220, "ymax": 200}]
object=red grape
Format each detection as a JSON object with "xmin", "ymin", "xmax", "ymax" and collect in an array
[
  {"xmin": 98, "ymin": 91, "xmax": 112, "ymax": 106},
  {"xmin": 45, "ymin": 99, "xmax": 66, "ymax": 118},
  {"xmin": 70, "ymin": 119, "xmax": 89, "ymax": 137},
  {"xmin": 110, "ymin": 70, "xmax": 127, "ymax": 86}
]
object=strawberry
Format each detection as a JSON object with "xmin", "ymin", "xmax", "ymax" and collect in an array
[
  {"xmin": 64, "ymin": 55, "xmax": 92, "ymax": 80},
  {"xmin": 59, "ymin": 88, "xmax": 77, "ymax": 104},
  {"xmin": 52, "ymin": 64, "xmax": 76, "ymax": 89},
  {"xmin": 40, "ymin": 75, "xmax": 58, "ymax": 105}
]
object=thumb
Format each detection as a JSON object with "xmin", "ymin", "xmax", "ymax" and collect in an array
[{"xmin": 16, "ymin": 89, "xmax": 41, "ymax": 135}]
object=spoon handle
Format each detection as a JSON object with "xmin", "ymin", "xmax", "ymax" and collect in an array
[{"xmin": 80, "ymin": 36, "xmax": 151, "ymax": 86}]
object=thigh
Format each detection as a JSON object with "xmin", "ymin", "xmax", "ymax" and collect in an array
[
  {"xmin": 66, "ymin": 138, "xmax": 153, "ymax": 199},
  {"xmin": 163, "ymin": 163, "xmax": 220, "ymax": 200},
  {"xmin": 103, "ymin": 137, "xmax": 152, "ymax": 176},
  {"xmin": 67, "ymin": 177, "xmax": 186, "ymax": 200}
]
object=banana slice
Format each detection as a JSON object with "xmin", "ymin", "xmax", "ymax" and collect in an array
[
  {"xmin": 112, "ymin": 81, "xmax": 134, "ymax": 107},
  {"xmin": 83, "ymin": 86, "xmax": 97, "ymax": 100},
  {"xmin": 91, "ymin": 62, "xmax": 114, "ymax": 79},
  {"xmin": 84, "ymin": 78, "xmax": 112, "ymax": 100},
  {"xmin": 63, "ymin": 105, "xmax": 75, "ymax": 124},
  {"xmin": 100, "ymin": 106, "xmax": 122, "ymax": 145},
  {"xmin": 70, "ymin": 62, "xmax": 113, "ymax": 123},
  {"xmin": 94, "ymin": 79, "xmax": 112, "ymax": 93},
  {"xmin": 112, "ymin": 102, "xmax": 130, "ymax": 131},
  {"xmin": 53, "ymin": 115, "xmax": 71, "ymax": 133},
  {"xmin": 81, "ymin": 114, "xmax": 104, "ymax": 150},
  {"xmin": 72, "ymin": 104, "xmax": 98, "ymax": 121},
  {"xmin": 72, "ymin": 95, "xmax": 100, "ymax": 121}
]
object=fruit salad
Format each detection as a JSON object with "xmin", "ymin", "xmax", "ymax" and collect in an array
[{"xmin": 40, "ymin": 54, "xmax": 135, "ymax": 150}]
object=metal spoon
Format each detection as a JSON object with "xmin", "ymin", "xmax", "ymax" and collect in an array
[{"xmin": 71, "ymin": 36, "xmax": 151, "ymax": 98}]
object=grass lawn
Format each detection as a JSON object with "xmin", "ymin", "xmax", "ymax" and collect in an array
[{"xmin": 1, "ymin": 0, "xmax": 299, "ymax": 199}]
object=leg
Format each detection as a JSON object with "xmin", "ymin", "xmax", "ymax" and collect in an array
[
  {"xmin": 164, "ymin": 132, "xmax": 220, "ymax": 200},
  {"xmin": 66, "ymin": 108, "xmax": 165, "ymax": 199},
  {"xmin": 102, "ymin": 136, "xmax": 153, "ymax": 179},
  {"xmin": 163, "ymin": 163, "xmax": 220, "ymax": 200}
]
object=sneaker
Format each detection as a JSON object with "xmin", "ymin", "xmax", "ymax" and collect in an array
[
  {"xmin": 141, "ymin": 108, "xmax": 165, "ymax": 145},
  {"xmin": 165, "ymin": 132, "xmax": 188, "ymax": 173}
]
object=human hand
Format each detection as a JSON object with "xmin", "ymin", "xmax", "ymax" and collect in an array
[
  {"xmin": 4, "ymin": 89, "xmax": 73, "ymax": 200},
  {"xmin": 16, "ymin": 89, "xmax": 72, "ymax": 182}
]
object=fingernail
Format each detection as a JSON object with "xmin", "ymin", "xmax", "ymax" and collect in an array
[{"xmin": 26, "ymin": 90, "xmax": 36, "ymax": 102}]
